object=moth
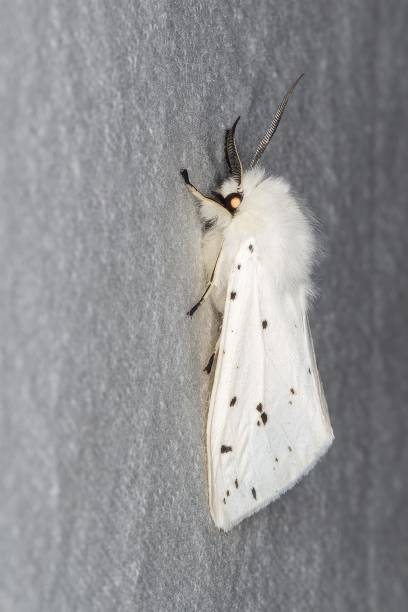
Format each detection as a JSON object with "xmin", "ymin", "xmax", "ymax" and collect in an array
[{"xmin": 181, "ymin": 75, "xmax": 334, "ymax": 532}]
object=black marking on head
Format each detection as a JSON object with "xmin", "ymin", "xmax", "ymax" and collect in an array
[
  {"xmin": 237, "ymin": 264, "xmax": 241, "ymax": 270},
  {"xmin": 235, "ymin": 479, "xmax": 239, "ymax": 488},
  {"xmin": 221, "ymin": 445, "xmax": 232, "ymax": 454},
  {"xmin": 262, "ymin": 320, "xmax": 268, "ymax": 329},
  {"xmin": 252, "ymin": 487, "xmax": 257, "ymax": 500},
  {"xmin": 203, "ymin": 218, "xmax": 217, "ymax": 232},
  {"xmin": 256, "ymin": 403, "xmax": 263, "ymax": 413},
  {"xmin": 308, "ymin": 367, "xmax": 312, "ymax": 374},
  {"xmin": 275, "ymin": 457, "xmax": 279, "ymax": 463},
  {"xmin": 230, "ymin": 291, "xmax": 237, "ymax": 300},
  {"xmin": 290, "ymin": 388, "xmax": 295, "ymax": 395},
  {"xmin": 249, "ymin": 244, "xmax": 254, "ymax": 252},
  {"xmin": 261, "ymin": 412, "xmax": 267, "ymax": 425},
  {"xmin": 211, "ymin": 190, "xmax": 226, "ymax": 205},
  {"xmin": 230, "ymin": 396, "xmax": 237, "ymax": 407},
  {"xmin": 226, "ymin": 490, "xmax": 230, "ymax": 496},
  {"xmin": 288, "ymin": 446, "xmax": 292, "ymax": 452}
]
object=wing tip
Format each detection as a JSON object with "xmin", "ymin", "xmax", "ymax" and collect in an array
[{"xmin": 210, "ymin": 433, "xmax": 334, "ymax": 532}]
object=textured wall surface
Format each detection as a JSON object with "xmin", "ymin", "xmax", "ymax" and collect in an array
[{"xmin": 1, "ymin": 1, "xmax": 408, "ymax": 611}]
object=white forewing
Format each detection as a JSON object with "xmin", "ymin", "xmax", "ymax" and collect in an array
[{"xmin": 207, "ymin": 239, "xmax": 333, "ymax": 531}]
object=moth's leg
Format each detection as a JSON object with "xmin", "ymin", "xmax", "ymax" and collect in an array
[
  {"xmin": 203, "ymin": 335, "xmax": 221, "ymax": 374},
  {"xmin": 180, "ymin": 169, "xmax": 193, "ymax": 187},
  {"xmin": 187, "ymin": 282, "xmax": 212, "ymax": 317},
  {"xmin": 180, "ymin": 169, "xmax": 225, "ymax": 209},
  {"xmin": 204, "ymin": 352, "xmax": 215, "ymax": 374},
  {"xmin": 187, "ymin": 248, "xmax": 222, "ymax": 317},
  {"xmin": 180, "ymin": 169, "xmax": 203, "ymax": 202}
]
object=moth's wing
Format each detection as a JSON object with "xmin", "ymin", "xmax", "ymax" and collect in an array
[
  {"xmin": 304, "ymin": 313, "xmax": 332, "ymax": 435},
  {"xmin": 207, "ymin": 239, "xmax": 333, "ymax": 531}
]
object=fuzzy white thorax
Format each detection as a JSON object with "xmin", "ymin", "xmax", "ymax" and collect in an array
[{"xmin": 202, "ymin": 167, "xmax": 317, "ymax": 313}]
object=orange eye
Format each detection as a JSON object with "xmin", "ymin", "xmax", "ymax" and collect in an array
[{"xmin": 230, "ymin": 196, "xmax": 241, "ymax": 209}]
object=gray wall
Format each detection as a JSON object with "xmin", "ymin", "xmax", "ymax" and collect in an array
[{"xmin": 1, "ymin": 1, "xmax": 407, "ymax": 611}]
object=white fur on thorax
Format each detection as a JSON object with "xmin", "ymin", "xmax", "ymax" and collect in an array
[{"xmin": 203, "ymin": 168, "xmax": 316, "ymax": 314}]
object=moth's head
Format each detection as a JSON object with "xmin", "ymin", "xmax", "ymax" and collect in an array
[
  {"xmin": 210, "ymin": 186, "xmax": 243, "ymax": 215},
  {"xmin": 181, "ymin": 74, "xmax": 304, "ymax": 218}
]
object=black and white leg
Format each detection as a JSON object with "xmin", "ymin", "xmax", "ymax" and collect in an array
[
  {"xmin": 203, "ymin": 335, "xmax": 221, "ymax": 374},
  {"xmin": 187, "ymin": 283, "xmax": 213, "ymax": 317},
  {"xmin": 187, "ymin": 249, "xmax": 222, "ymax": 317},
  {"xmin": 180, "ymin": 169, "xmax": 207, "ymax": 201},
  {"xmin": 180, "ymin": 169, "xmax": 225, "ymax": 209}
]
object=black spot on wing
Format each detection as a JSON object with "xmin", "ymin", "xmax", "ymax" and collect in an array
[
  {"xmin": 235, "ymin": 479, "xmax": 239, "ymax": 488},
  {"xmin": 261, "ymin": 412, "xmax": 267, "ymax": 425},
  {"xmin": 230, "ymin": 291, "xmax": 236, "ymax": 300},
  {"xmin": 290, "ymin": 388, "xmax": 295, "ymax": 395},
  {"xmin": 256, "ymin": 403, "xmax": 263, "ymax": 413},
  {"xmin": 249, "ymin": 244, "xmax": 254, "ymax": 252},
  {"xmin": 226, "ymin": 490, "xmax": 230, "ymax": 496},
  {"xmin": 288, "ymin": 446, "xmax": 292, "ymax": 452},
  {"xmin": 237, "ymin": 264, "xmax": 241, "ymax": 270},
  {"xmin": 221, "ymin": 445, "xmax": 232, "ymax": 454},
  {"xmin": 308, "ymin": 367, "xmax": 312, "ymax": 374},
  {"xmin": 223, "ymin": 498, "xmax": 226, "ymax": 504},
  {"xmin": 252, "ymin": 487, "xmax": 257, "ymax": 500},
  {"xmin": 262, "ymin": 320, "xmax": 268, "ymax": 329},
  {"xmin": 230, "ymin": 396, "xmax": 237, "ymax": 407},
  {"xmin": 275, "ymin": 457, "xmax": 279, "ymax": 463}
]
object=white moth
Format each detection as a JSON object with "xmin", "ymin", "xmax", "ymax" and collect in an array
[{"xmin": 182, "ymin": 75, "xmax": 334, "ymax": 532}]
